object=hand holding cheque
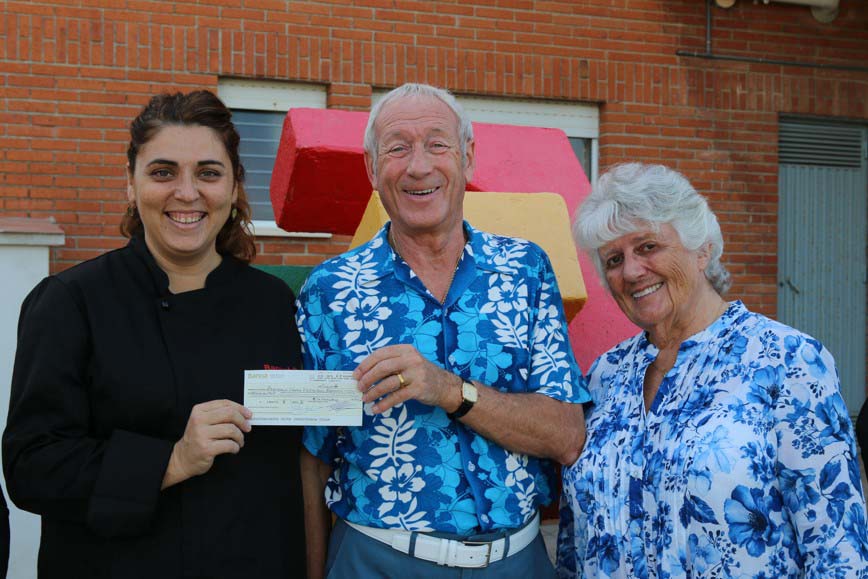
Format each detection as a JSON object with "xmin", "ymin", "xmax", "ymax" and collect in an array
[{"xmin": 244, "ymin": 370, "xmax": 362, "ymax": 426}]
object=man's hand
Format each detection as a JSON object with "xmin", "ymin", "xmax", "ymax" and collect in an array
[
  {"xmin": 353, "ymin": 344, "xmax": 462, "ymax": 414},
  {"xmin": 354, "ymin": 344, "xmax": 585, "ymax": 464}
]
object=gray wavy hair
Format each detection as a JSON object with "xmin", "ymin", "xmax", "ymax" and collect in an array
[
  {"xmin": 364, "ymin": 83, "xmax": 474, "ymax": 176},
  {"xmin": 573, "ymin": 163, "xmax": 731, "ymax": 295}
]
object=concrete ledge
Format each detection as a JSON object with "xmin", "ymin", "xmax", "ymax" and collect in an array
[{"xmin": 0, "ymin": 218, "xmax": 65, "ymax": 247}]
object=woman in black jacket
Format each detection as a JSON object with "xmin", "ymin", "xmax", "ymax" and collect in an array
[
  {"xmin": 3, "ymin": 91, "xmax": 306, "ymax": 578},
  {"xmin": 0, "ymin": 490, "xmax": 8, "ymax": 579}
]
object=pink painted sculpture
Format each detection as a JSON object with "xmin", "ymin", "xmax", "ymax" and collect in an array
[{"xmin": 271, "ymin": 108, "xmax": 638, "ymax": 370}]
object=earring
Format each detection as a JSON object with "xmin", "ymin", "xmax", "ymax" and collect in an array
[
  {"xmin": 231, "ymin": 206, "xmax": 238, "ymax": 220},
  {"xmin": 126, "ymin": 204, "xmax": 137, "ymax": 217}
]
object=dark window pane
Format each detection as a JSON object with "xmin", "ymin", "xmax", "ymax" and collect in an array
[
  {"xmin": 569, "ymin": 137, "xmax": 591, "ymax": 180},
  {"xmin": 239, "ymin": 139, "xmax": 281, "ymax": 157},
  {"xmin": 233, "ymin": 109, "xmax": 286, "ymax": 221},
  {"xmin": 243, "ymin": 156, "xmax": 281, "ymax": 173}
]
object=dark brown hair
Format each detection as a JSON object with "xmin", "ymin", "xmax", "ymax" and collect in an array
[{"xmin": 121, "ymin": 90, "xmax": 256, "ymax": 263}]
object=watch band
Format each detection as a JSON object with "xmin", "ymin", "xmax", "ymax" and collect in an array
[
  {"xmin": 447, "ymin": 381, "xmax": 477, "ymax": 420},
  {"xmin": 448, "ymin": 399, "xmax": 474, "ymax": 420}
]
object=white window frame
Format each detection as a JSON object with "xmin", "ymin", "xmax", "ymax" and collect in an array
[
  {"xmin": 372, "ymin": 91, "xmax": 599, "ymax": 184},
  {"xmin": 218, "ymin": 78, "xmax": 331, "ymax": 238}
]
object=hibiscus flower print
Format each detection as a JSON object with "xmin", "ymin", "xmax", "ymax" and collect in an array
[
  {"xmin": 300, "ymin": 224, "xmax": 587, "ymax": 536},
  {"xmin": 345, "ymin": 295, "xmax": 392, "ymax": 331},
  {"xmin": 486, "ymin": 280, "xmax": 528, "ymax": 313},
  {"xmin": 378, "ymin": 462, "xmax": 425, "ymax": 504}
]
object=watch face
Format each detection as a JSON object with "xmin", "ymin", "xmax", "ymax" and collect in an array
[{"xmin": 462, "ymin": 381, "xmax": 479, "ymax": 403}]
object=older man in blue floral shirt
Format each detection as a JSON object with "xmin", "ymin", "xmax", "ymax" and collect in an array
[{"xmin": 297, "ymin": 83, "xmax": 589, "ymax": 578}]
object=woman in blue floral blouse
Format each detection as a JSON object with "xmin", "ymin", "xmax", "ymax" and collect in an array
[{"xmin": 557, "ymin": 163, "xmax": 868, "ymax": 578}]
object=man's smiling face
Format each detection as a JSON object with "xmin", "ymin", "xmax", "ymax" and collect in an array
[{"xmin": 366, "ymin": 94, "xmax": 475, "ymax": 238}]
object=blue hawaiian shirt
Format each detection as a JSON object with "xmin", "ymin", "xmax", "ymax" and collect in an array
[
  {"xmin": 557, "ymin": 301, "xmax": 868, "ymax": 578},
  {"xmin": 298, "ymin": 221, "xmax": 588, "ymax": 534}
]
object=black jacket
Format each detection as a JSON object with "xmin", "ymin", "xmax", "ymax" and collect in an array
[
  {"xmin": 3, "ymin": 237, "xmax": 305, "ymax": 578},
  {"xmin": 0, "ymin": 490, "xmax": 7, "ymax": 579}
]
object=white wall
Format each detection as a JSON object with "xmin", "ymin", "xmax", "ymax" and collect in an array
[{"xmin": 0, "ymin": 226, "xmax": 64, "ymax": 579}]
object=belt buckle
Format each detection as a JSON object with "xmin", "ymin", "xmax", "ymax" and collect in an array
[{"xmin": 461, "ymin": 540, "xmax": 493, "ymax": 567}]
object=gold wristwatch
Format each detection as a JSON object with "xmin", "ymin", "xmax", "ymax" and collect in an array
[{"xmin": 447, "ymin": 380, "xmax": 478, "ymax": 420}]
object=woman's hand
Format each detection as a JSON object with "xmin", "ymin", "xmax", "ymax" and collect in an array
[{"xmin": 161, "ymin": 400, "xmax": 252, "ymax": 489}]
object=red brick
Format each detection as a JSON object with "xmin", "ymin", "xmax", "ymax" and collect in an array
[
  {"xmin": 75, "ymin": 236, "xmax": 127, "ymax": 250},
  {"xmin": 260, "ymin": 242, "xmax": 307, "ymax": 254},
  {"xmin": 0, "ymin": 1, "xmax": 865, "ymax": 334}
]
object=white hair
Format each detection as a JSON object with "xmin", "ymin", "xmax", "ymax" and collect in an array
[
  {"xmin": 363, "ymin": 83, "xmax": 474, "ymax": 175},
  {"xmin": 573, "ymin": 163, "xmax": 731, "ymax": 295}
]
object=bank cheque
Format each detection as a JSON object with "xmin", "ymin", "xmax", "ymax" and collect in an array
[{"xmin": 244, "ymin": 369, "xmax": 362, "ymax": 426}]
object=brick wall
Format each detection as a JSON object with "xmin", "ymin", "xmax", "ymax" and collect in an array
[
  {"xmin": 1, "ymin": 0, "xmax": 866, "ymax": 319},
  {"xmin": 256, "ymin": 233, "xmax": 354, "ymax": 265}
]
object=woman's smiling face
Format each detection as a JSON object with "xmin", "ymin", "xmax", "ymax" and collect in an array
[
  {"xmin": 599, "ymin": 222, "xmax": 710, "ymax": 333},
  {"xmin": 127, "ymin": 124, "xmax": 237, "ymax": 268}
]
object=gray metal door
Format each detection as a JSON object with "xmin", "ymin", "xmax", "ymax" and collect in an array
[{"xmin": 778, "ymin": 119, "xmax": 867, "ymax": 415}]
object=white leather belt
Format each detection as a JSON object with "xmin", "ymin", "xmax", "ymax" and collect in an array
[{"xmin": 346, "ymin": 512, "xmax": 540, "ymax": 568}]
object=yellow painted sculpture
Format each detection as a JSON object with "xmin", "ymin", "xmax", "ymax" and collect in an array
[{"xmin": 351, "ymin": 191, "xmax": 587, "ymax": 322}]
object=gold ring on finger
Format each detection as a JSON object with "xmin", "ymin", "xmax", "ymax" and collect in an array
[{"xmin": 396, "ymin": 372, "xmax": 407, "ymax": 388}]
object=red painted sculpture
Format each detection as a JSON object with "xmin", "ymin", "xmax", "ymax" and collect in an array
[{"xmin": 270, "ymin": 107, "xmax": 637, "ymax": 369}]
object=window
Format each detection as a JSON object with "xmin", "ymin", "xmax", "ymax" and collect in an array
[
  {"xmin": 458, "ymin": 95, "xmax": 599, "ymax": 184},
  {"xmin": 232, "ymin": 109, "xmax": 286, "ymax": 221},
  {"xmin": 218, "ymin": 79, "xmax": 327, "ymax": 236},
  {"xmin": 372, "ymin": 91, "xmax": 599, "ymax": 183},
  {"xmin": 568, "ymin": 137, "xmax": 592, "ymax": 182}
]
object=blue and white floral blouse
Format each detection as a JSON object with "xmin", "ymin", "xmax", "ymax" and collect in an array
[
  {"xmin": 557, "ymin": 301, "xmax": 868, "ymax": 578},
  {"xmin": 298, "ymin": 222, "xmax": 589, "ymax": 534}
]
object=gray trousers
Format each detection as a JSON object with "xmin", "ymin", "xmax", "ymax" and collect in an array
[{"xmin": 325, "ymin": 518, "xmax": 556, "ymax": 579}]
